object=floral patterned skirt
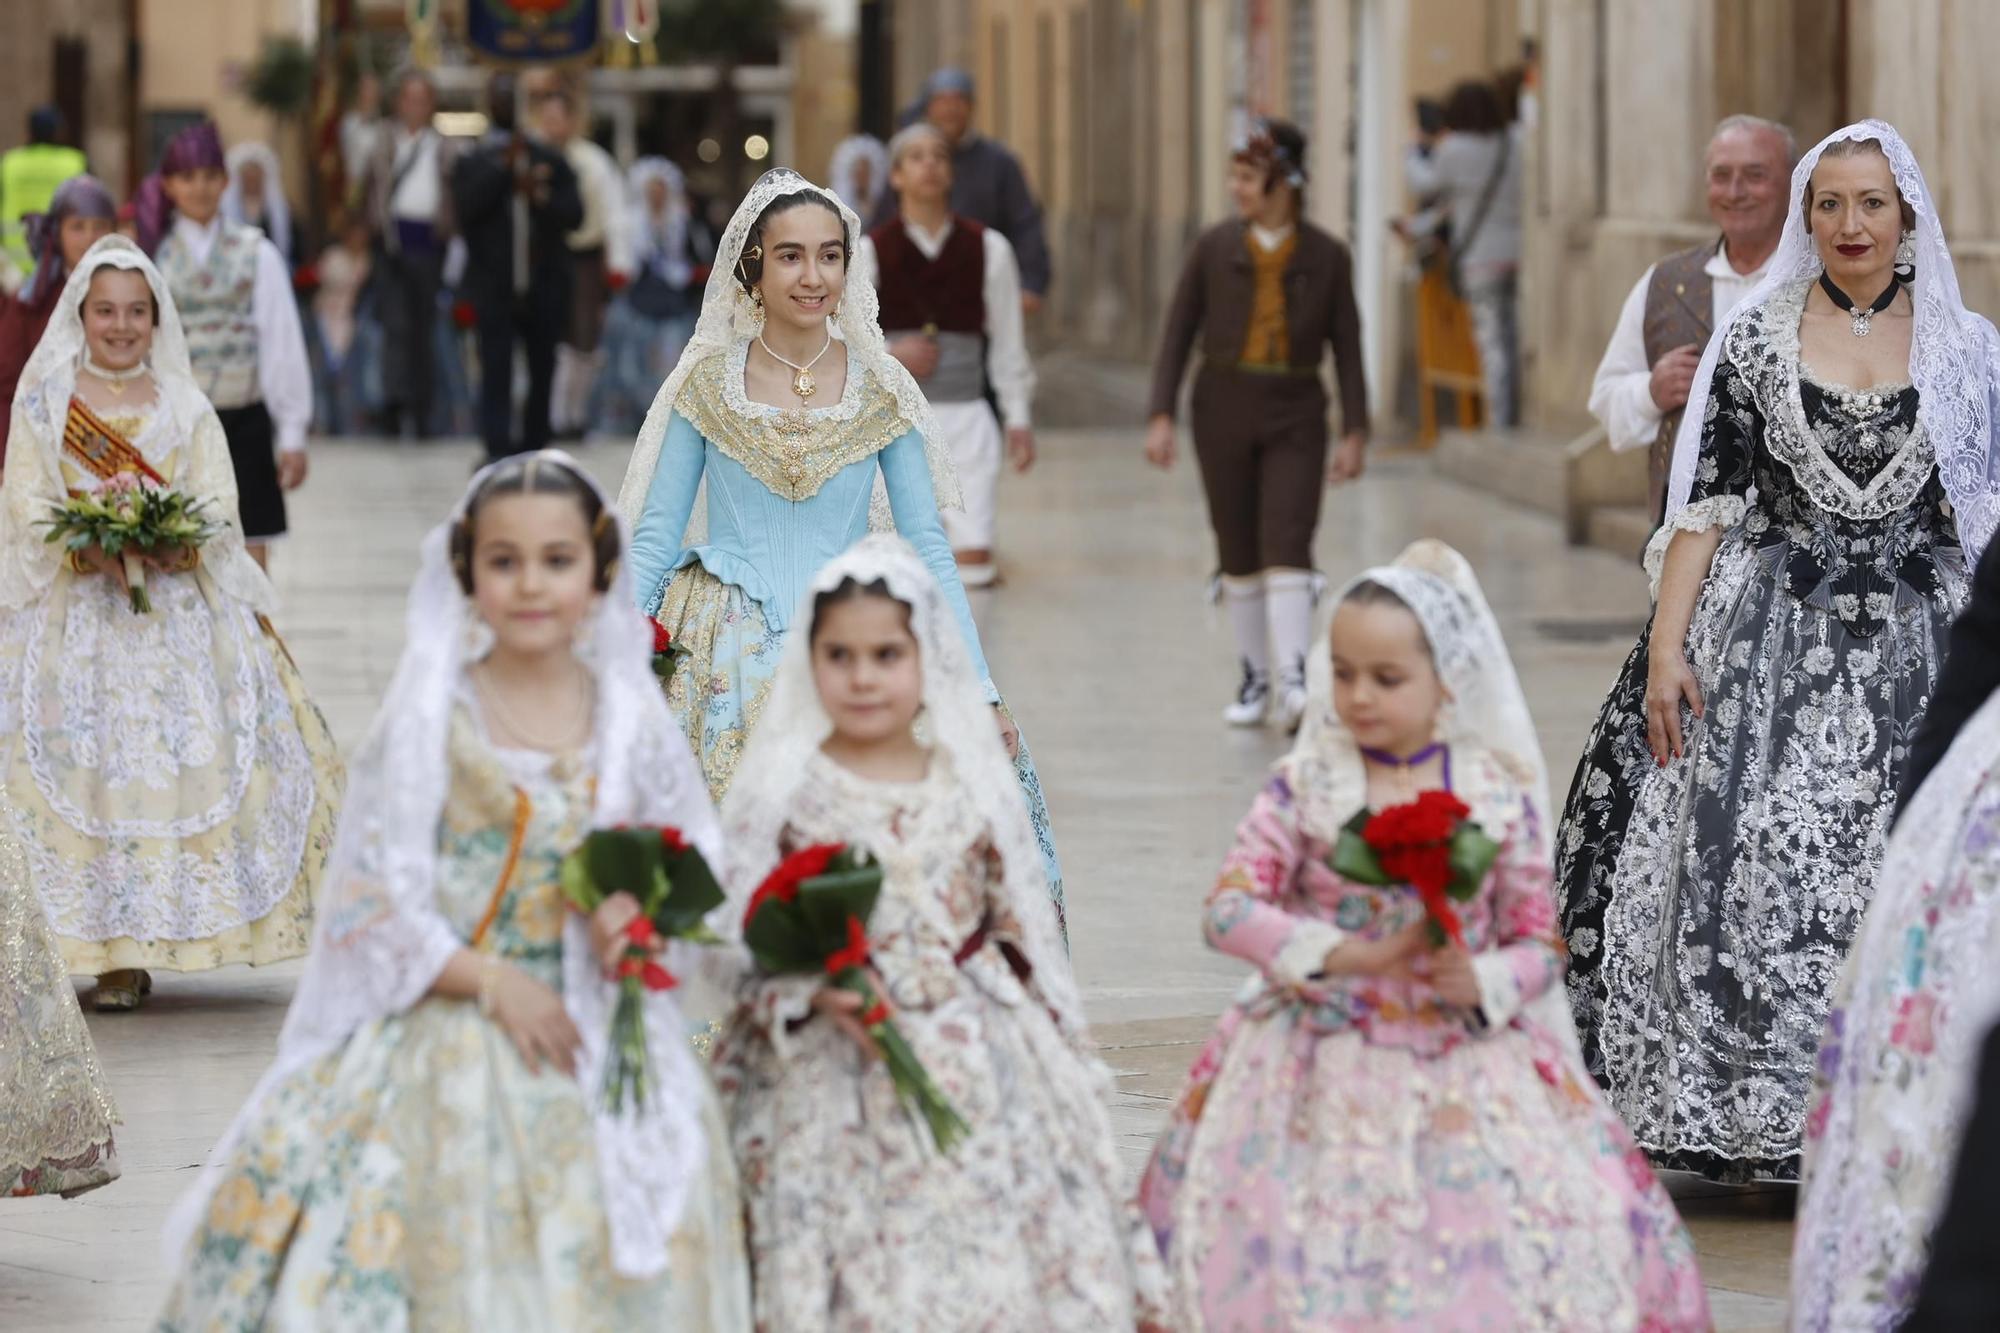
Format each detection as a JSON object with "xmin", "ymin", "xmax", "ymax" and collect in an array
[
  {"xmin": 1793, "ymin": 688, "xmax": 2000, "ymax": 1330},
  {"xmin": 157, "ymin": 993, "xmax": 752, "ymax": 1332},
  {"xmin": 651, "ymin": 562, "xmax": 1067, "ymax": 931},
  {"xmin": 0, "ymin": 568, "xmax": 341, "ymax": 975},
  {"xmin": 715, "ymin": 959, "xmax": 1163, "ymax": 1331},
  {"xmin": 1136, "ymin": 1002, "xmax": 1710, "ymax": 1331},
  {"xmin": 1556, "ymin": 535, "xmax": 1963, "ymax": 1176},
  {"xmin": 0, "ymin": 823, "xmax": 117, "ymax": 1198}
]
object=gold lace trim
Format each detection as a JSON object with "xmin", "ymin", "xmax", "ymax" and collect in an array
[{"xmin": 676, "ymin": 353, "xmax": 912, "ymax": 502}]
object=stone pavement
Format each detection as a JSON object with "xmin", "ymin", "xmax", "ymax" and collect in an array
[{"xmin": 1, "ymin": 431, "xmax": 1789, "ymax": 1329}]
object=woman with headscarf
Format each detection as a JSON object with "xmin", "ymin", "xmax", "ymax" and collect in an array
[
  {"xmin": 827, "ymin": 134, "xmax": 889, "ymax": 221},
  {"xmin": 599, "ymin": 157, "xmax": 712, "ymax": 434},
  {"xmin": 0, "ymin": 236, "xmax": 341, "ymax": 1012},
  {"xmin": 1556, "ymin": 121, "xmax": 1999, "ymax": 1183},
  {"xmin": 0, "ymin": 174, "xmax": 115, "ymax": 465},
  {"xmin": 220, "ymin": 141, "xmax": 295, "ymax": 264}
]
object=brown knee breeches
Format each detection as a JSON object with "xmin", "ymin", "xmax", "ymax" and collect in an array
[{"xmin": 1190, "ymin": 365, "xmax": 1330, "ymax": 576}]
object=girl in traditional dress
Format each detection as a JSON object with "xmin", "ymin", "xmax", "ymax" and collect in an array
[
  {"xmin": 157, "ymin": 452, "xmax": 751, "ymax": 1331},
  {"xmin": 711, "ymin": 534, "xmax": 1164, "ymax": 1332},
  {"xmin": 1136, "ymin": 541, "xmax": 1710, "ymax": 1331},
  {"xmin": 0, "ymin": 824, "xmax": 118, "ymax": 1197},
  {"xmin": 620, "ymin": 167, "xmax": 1064, "ymax": 924},
  {"xmin": 1557, "ymin": 121, "xmax": 1998, "ymax": 1180},
  {"xmin": 0, "ymin": 236, "xmax": 340, "ymax": 1012}
]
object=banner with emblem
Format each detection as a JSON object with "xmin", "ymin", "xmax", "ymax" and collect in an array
[{"xmin": 466, "ymin": 0, "xmax": 600, "ymax": 64}]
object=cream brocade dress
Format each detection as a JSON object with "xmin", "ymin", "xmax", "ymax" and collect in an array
[
  {"xmin": 0, "ymin": 826, "xmax": 119, "ymax": 1196},
  {"xmin": 157, "ymin": 710, "xmax": 752, "ymax": 1331},
  {"xmin": 0, "ymin": 396, "xmax": 340, "ymax": 973}
]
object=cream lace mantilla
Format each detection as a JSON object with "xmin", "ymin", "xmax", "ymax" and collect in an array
[{"xmin": 675, "ymin": 343, "xmax": 913, "ymax": 503}]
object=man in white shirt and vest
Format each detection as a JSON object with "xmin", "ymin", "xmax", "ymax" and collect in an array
[
  {"xmin": 859, "ymin": 122, "xmax": 1037, "ymax": 588},
  {"xmin": 1588, "ymin": 114, "xmax": 1795, "ymax": 521}
]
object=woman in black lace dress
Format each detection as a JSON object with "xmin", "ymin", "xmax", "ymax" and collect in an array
[{"xmin": 1555, "ymin": 122, "xmax": 2000, "ymax": 1180}]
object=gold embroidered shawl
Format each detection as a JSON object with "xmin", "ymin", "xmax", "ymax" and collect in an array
[{"xmin": 674, "ymin": 352, "xmax": 913, "ymax": 501}]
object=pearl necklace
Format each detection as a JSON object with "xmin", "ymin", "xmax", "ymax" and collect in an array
[
  {"xmin": 471, "ymin": 661, "xmax": 594, "ymax": 753},
  {"xmin": 757, "ymin": 331, "xmax": 834, "ymax": 404},
  {"xmin": 81, "ymin": 356, "xmax": 149, "ymax": 396}
]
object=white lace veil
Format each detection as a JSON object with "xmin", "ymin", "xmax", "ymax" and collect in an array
[
  {"xmin": 1278, "ymin": 540, "xmax": 1581, "ymax": 1052},
  {"xmin": 221, "ymin": 141, "xmax": 294, "ymax": 260},
  {"xmin": 1665, "ymin": 119, "xmax": 2000, "ymax": 555},
  {"xmin": 827, "ymin": 134, "xmax": 889, "ymax": 217},
  {"xmin": 717, "ymin": 533, "xmax": 1083, "ymax": 1034},
  {"xmin": 615, "ymin": 167, "xmax": 959, "ymax": 536},
  {"xmin": 162, "ymin": 451, "xmax": 728, "ymax": 1280},
  {"xmin": 0, "ymin": 234, "xmax": 270, "ymax": 613}
]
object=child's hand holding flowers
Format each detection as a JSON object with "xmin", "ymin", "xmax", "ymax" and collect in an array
[
  {"xmin": 1428, "ymin": 944, "xmax": 1481, "ymax": 1008},
  {"xmin": 1320, "ymin": 920, "xmax": 1430, "ymax": 981}
]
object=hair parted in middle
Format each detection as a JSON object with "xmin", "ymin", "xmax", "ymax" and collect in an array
[{"xmin": 449, "ymin": 454, "xmax": 621, "ymax": 595}]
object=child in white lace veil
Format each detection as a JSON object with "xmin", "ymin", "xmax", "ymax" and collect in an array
[
  {"xmin": 709, "ymin": 534, "xmax": 1163, "ymax": 1329},
  {"xmin": 1278, "ymin": 539, "xmax": 1579, "ymax": 1052},
  {"xmin": 721, "ymin": 532, "xmax": 1076, "ymax": 1029},
  {"xmin": 163, "ymin": 451, "xmax": 735, "ymax": 1282}
]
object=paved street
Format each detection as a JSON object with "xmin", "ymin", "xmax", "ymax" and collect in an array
[{"xmin": 3, "ymin": 430, "xmax": 1789, "ymax": 1330}]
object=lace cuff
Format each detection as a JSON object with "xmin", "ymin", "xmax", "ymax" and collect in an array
[
  {"xmin": 1269, "ymin": 918, "xmax": 1346, "ymax": 989},
  {"xmin": 749, "ymin": 972, "xmax": 824, "ymax": 1062},
  {"xmin": 1643, "ymin": 495, "xmax": 1747, "ymax": 598},
  {"xmin": 1471, "ymin": 949, "xmax": 1530, "ymax": 1031}
]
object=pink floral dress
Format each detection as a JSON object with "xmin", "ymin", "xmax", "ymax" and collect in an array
[{"xmin": 1136, "ymin": 748, "xmax": 1710, "ymax": 1331}]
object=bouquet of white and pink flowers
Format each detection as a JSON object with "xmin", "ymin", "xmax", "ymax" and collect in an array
[{"xmin": 44, "ymin": 472, "xmax": 222, "ymax": 613}]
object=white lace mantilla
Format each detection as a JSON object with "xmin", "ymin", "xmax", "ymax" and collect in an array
[{"xmin": 1725, "ymin": 279, "xmax": 1935, "ymax": 525}]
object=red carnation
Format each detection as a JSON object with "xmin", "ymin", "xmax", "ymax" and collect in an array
[
  {"xmin": 651, "ymin": 619, "xmax": 672, "ymax": 655},
  {"xmin": 660, "ymin": 826, "xmax": 689, "ymax": 854},
  {"xmin": 824, "ymin": 915, "xmax": 871, "ymax": 976},
  {"xmin": 744, "ymin": 842, "xmax": 845, "ymax": 925}
]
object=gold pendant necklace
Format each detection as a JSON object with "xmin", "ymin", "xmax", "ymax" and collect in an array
[{"xmin": 757, "ymin": 331, "xmax": 834, "ymax": 405}]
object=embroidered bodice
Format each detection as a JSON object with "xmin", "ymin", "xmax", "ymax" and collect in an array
[
  {"xmin": 628, "ymin": 340, "xmax": 994, "ymax": 689},
  {"xmin": 1689, "ymin": 281, "xmax": 1958, "ymax": 637},
  {"xmin": 1203, "ymin": 748, "xmax": 1564, "ymax": 1057},
  {"xmin": 436, "ymin": 707, "xmax": 596, "ymax": 990},
  {"xmin": 771, "ymin": 753, "xmax": 1032, "ymax": 1016},
  {"xmin": 57, "ymin": 395, "xmax": 181, "ymax": 490}
]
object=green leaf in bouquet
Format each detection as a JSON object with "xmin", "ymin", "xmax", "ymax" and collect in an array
[
  {"xmin": 742, "ymin": 897, "xmax": 819, "ymax": 970},
  {"xmin": 1446, "ymin": 824, "xmax": 1503, "ymax": 901},
  {"xmin": 653, "ymin": 843, "xmax": 726, "ymax": 935},
  {"xmin": 1330, "ymin": 827, "xmax": 1393, "ymax": 886}
]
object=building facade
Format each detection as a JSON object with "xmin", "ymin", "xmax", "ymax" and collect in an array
[{"xmin": 889, "ymin": 0, "xmax": 2000, "ymax": 437}]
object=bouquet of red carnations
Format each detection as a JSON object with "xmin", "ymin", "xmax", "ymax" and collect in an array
[
  {"xmin": 560, "ymin": 825, "xmax": 725, "ymax": 1113},
  {"xmin": 741, "ymin": 843, "xmax": 970, "ymax": 1151},
  {"xmin": 43, "ymin": 471, "xmax": 221, "ymax": 613},
  {"xmin": 1330, "ymin": 790, "xmax": 1501, "ymax": 946}
]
